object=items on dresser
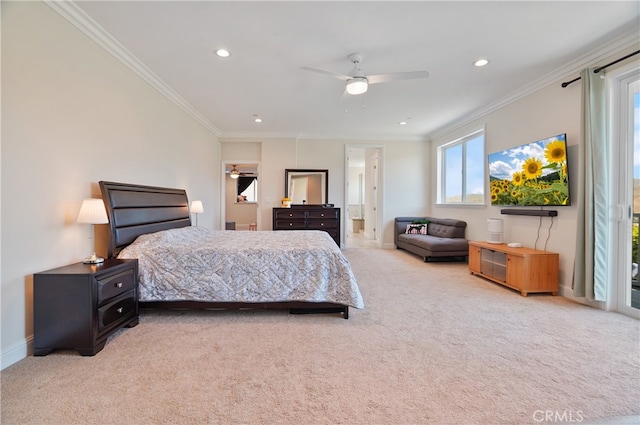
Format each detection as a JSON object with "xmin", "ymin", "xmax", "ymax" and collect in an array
[
  {"xmin": 273, "ymin": 206, "xmax": 340, "ymax": 245},
  {"xmin": 33, "ymin": 259, "xmax": 139, "ymax": 356}
]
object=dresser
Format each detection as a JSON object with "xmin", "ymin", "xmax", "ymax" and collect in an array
[
  {"xmin": 273, "ymin": 206, "xmax": 341, "ymax": 245},
  {"xmin": 33, "ymin": 259, "xmax": 139, "ymax": 356}
]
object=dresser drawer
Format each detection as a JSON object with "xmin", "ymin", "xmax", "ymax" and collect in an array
[
  {"xmin": 98, "ymin": 291, "xmax": 136, "ymax": 332},
  {"xmin": 274, "ymin": 209, "xmax": 306, "ymax": 219},
  {"xmin": 275, "ymin": 219, "xmax": 307, "ymax": 229},
  {"xmin": 97, "ymin": 268, "xmax": 136, "ymax": 305},
  {"xmin": 308, "ymin": 210, "xmax": 338, "ymax": 219},
  {"xmin": 307, "ymin": 219, "xmax": 338, "ymax": 230}
]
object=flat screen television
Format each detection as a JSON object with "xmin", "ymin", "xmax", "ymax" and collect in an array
[{"xmin": 488, "ymin": 133, "xmax": 570, "ymax": 206}]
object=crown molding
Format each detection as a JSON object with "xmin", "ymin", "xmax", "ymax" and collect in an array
[
  {"xmin": 44, "ymin": 0, "xmax": 222, "ymax": 137},
  {"xmin": 428, "ymin": 23, "xmax": 640, "ymax": 141},
  {"xmin": 220, "ymin": 131, "xmax": 426, "ymax": 143}
]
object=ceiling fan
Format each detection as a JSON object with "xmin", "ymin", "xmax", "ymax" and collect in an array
[
  {"xmin": 302, "ymin": 53, "xmax": 429, "ymax": 95},
  {"xmin": 226, "ymin": 165, "xmax": 255, "ymax": 179}
]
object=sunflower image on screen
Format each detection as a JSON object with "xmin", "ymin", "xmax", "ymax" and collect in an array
[{"xmin": 488, "ymin": 133, "xmax": 570, "ymax": 206}]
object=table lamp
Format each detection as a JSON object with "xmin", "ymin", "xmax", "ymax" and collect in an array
[
  {"xmin": 77, "ymin": 198, "xmax": 109, "ymax": 264},
  {"xmin": 190, "ymin": 200, "xmax": 204, "ymax": 226}
]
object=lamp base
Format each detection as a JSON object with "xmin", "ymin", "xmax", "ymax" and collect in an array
[{"xmin": 83, "ymin": 253, "xmax": 104, "ymax": 264}]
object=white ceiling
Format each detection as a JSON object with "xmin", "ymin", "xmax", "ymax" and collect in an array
[{"xmin": 73, "ymin": 1, "xmax": 639, "ymax": 141}]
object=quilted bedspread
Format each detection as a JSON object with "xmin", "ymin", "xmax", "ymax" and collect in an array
[{"xmin": 117, "ymin": 227, "xmax": 364, "ymax": 309}]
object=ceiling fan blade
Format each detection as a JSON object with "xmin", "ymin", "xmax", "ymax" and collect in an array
[
  {"xmin": 301, "ymin": 66, "xmax": 351, "ymax": 81},
  {"xmin": 367, "ymin": 70, "xmax": 430, "ymax": 85}
]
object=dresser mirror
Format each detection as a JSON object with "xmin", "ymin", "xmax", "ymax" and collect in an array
[{"xmin": 285, "ymin": 169, "xmax": 328, "ymax": 205}]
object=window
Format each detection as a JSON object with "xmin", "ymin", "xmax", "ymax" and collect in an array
[
  {"xmin": 437, "ymin": 129, "xmax": 485, "ymax": 204},
  {"xmin": 236, "ymin": 176, "xmax": 258, "ymax": 203}
]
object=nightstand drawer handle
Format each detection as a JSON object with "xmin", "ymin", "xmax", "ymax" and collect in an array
[
  {"xmin": 115, "ymin": 282, "xmax": 123, "ymax": 288},
  {"xmin": 117, "ymin": 307, "xmax": 124, "ymax": 314}
]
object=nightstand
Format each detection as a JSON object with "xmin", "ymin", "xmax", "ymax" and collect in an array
[{"xmin": 33, "ymin": 259, "xmax": 139, "ymax": 356}]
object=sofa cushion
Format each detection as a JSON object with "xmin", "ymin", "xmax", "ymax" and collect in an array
[
  {"xmin": 398, "ymin": 234, "xmax": 469, "ymax": 252},
  {"xmin": 428, "ymin": 220, "xmax": 466, "ymax": 239}
]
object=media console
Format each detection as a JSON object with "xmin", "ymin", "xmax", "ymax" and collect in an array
[{"xmin": 468, "ymin": 241, "xmax": 559, "ymax": 296}]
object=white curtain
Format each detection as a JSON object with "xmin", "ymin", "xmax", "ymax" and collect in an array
[{"xmin": 573, "ymin": 68, "xmax": 608, "ymax": 301}]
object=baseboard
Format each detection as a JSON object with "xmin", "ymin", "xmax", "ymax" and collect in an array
[{"xmin": 1, "ymin": 336, "xmax": 32, "ymax": 370}]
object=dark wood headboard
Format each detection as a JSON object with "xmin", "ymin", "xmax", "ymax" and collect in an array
[{"xmin": 99, "ymin": 181, "xmax": 192, "ymax": 258}]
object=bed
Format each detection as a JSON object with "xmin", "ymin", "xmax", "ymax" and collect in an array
[{"xmin": 99, "ymin": 181, "xmax": 363, "ymax": 319}]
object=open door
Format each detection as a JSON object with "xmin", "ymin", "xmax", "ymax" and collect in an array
[{"xmin": 345, "ymin": 146, "xmax": 382, "ymax": 248}]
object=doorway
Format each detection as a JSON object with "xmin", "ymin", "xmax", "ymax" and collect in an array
[
  {"xmin": 345, "ymin": 146, "xmax": 382, "ymax": 248},
  {"xmin": 221, "ymin": 162, "xmax": 260, "ymax": 231}
]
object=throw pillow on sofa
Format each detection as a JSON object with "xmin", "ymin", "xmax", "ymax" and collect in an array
[{"xmin": 405, "ymin": 224, "xmax": 427, "ymax": 234}]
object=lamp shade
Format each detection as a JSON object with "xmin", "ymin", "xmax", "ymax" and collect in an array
[
  {"xmin": 486, "ymin": 218, "xmax": 504, "ymax": 244},
  {"xmin": 190, "ymin": 200, "xmax": 204, "ymax": 214},
  {"xmin": 346, "ymin": 77, "xmax": 368, "ymax": 95},
  {"xmin": 77, "ymin": 199, "xmax": 108, "ymax": 224}
]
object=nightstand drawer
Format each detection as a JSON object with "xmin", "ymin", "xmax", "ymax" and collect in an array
[
  {"xmin": 98, "ymin": 291, "xmax": 136, "ymax": 332},
  {"xmin": 97, "ymin": 268, "xmax": 136, "ymax": 304}
]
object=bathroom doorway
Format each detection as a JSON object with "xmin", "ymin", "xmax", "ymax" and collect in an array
[{"xmin": 345, "ymin": 146, "xmax": 382, "ymax": 248}]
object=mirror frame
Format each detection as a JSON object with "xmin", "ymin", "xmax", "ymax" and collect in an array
[{"xmin": 285, "ymin": 169, "xmax": 329, "ymax": 205}]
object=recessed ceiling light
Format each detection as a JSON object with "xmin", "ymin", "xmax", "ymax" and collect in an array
[
  {"xmin": 399, "ymin": 121, "xmax": 407, "ymax": 126},
  {"xmin": 216, "ymin": 49, "xmax": 231, "ymax": 58},
  {"xmin": 254, "ymin": 117, "xmax": 263, "ymax": 123},
  {"xmin": 474, "ymin": 59, "xmax": 489, "ymax": 67}
]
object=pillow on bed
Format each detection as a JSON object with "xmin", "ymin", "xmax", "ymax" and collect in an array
[{"xmin": 405, "ymin": 224, "xmax": 427, "ymax": 235}]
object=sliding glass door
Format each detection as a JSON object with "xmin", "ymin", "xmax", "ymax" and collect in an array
[{"xmin": 612, "ymin": 64, "xmax": 640, "ymax": 317}]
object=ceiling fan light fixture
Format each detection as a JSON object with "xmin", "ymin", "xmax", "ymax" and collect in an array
[
  {"xmin": 346, "ymin": 77, "xmax": 368, "ymax": 95},
  {"xmin": 229, "ymin": 165, "xmax": 240, "ymax": 179}
]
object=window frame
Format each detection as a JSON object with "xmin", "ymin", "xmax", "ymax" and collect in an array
[{"xmin": 436, "ymin": 128, "xmax": 485, "ymax": 206}]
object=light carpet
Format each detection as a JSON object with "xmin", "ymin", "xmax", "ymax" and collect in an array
[{"xmin": 2, "ymin": 247, "xmax": 639, "ymax": 425}]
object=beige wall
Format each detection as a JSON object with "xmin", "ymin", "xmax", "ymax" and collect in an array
[
  {"xmin": 429, "ymin": 44, "xmax": 637, "ymax": 302},
  {"xmin": 1, "ymin": 2, "xmax": 220, "ymax": 368},
  {"xmin": 430, "ymin": 82, "xmax": 579, "ymax": 296},
  {"xmin": 221, "ymin": 137, "xmax": 430, "ymax": 245}
]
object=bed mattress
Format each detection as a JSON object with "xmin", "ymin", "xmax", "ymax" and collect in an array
[{"xmin": 117, "ymin": 227, "xmax": 364, "ymax": 309}]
